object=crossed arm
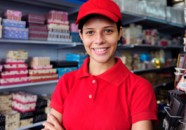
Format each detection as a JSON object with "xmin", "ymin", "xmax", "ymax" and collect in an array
[
  {"xmin": 42, "ymin": 108, "xmax": 64, "ymax": 130},
  {"xmin": 42, "ymin": 108, "xmax": 154, "ymax": 130}
]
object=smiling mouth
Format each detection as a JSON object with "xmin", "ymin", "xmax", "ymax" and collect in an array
[{"xmin": 92, "ymin": 47, "xmax": 109, "ymax": 55}]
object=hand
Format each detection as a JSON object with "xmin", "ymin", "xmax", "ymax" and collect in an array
[{"xmin": 42, "ymin": 114, "xmax": 65, "ymax": 130}]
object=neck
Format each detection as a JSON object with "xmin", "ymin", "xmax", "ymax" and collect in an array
[{"xmin": 89, "ymin": 58, "xmax": 116, "ymax": 75}]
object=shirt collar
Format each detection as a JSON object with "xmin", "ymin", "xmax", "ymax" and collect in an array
[{"xmin": 78, "ymin": 57, "xmax": 131, "ymax": 86}]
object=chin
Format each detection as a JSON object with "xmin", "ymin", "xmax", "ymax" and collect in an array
[{"xmin": 92, "ymin": 56, "xmax": 113, "ymax": 63}]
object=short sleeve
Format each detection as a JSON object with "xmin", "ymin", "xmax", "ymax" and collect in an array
[
  {"xmin": 130, "ymin": 77, "xmax": 158, "ymax": 124},
  {"xmin": 50, "ymin": 75, "xmax": 69, "ymax": 114}
]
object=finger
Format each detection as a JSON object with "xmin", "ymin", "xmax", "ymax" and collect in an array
[
  {"xmin": 48, "ymin": 114, "xmax": 61, "ymax": 127},
  {"xmin": 43, "ymin": 121, "xmax": 55, "ymax": 130},
  {"xmin": 41, "ymin": 128, "xmax": 50, "ymax": 130},
  {"xmin": 48, "ymin": 114, "xmax": 65, "ymax": 130}
]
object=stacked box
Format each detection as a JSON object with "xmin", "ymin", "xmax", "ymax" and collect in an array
[
  {"xmin": 29, "ymin": 57, "xmax": 58, "ymax": 82},
  {"xmin": 12, "ymin": 92, "xmax": 37, "ymax": 113},
  {"xmin": 0, "ymin": 50, "xmax": 30, "ymax": 86},
  {"xmin": 0, "ymin": 17, "xmax": 2, "ymax": 38},
  {"xmin": 66, "ymin": 53, "xmax": 87, "ymax": 68},
  {"xmin": 25, "ymin": 14, "xmax": 45, "ymax": 24},
  {"xmin": 47, "ymin": 10, "xmax": 72, "ymax": 42},
  {"xmin": 33, "ymin": 96, "xmax": 48, "ymax": 123},
  {"xmin": 70, "ymin": 23, "xmax": 81, "ymax": 43},
  {"xmin": 0, "ymin": 111, "xmax": 20, "ymax": 130},
  {"xmin": 0, "ymin": 93, "xmax": 12, "ymax": 111},
  {"xmin": 2, "ymin": 19, "xmax": 26, "ymax": 28},
  {"xmin": 0, "ymin": 65, "xmax": 2, "ymax": 72},
  {"xmin": 2, "ymin": 10, "xmax": 28, "ymax": 40},
  {"xmin": 51, "ymin": 59, "xmax": 78, "ymax": 78},
  {"xmin": 43, "ymin": 95, "xmax": 51, "ymax": 115},
  {"xmin": 57, "ymin": 67, "xmax": 77, "ymax": 78},
  {"xmin": 0, "ymin": 114, "xmax": 5, "ymax": 130},
  {"xmin": 20, "ymin": 118, "xmax": 33, "ymax": 128},
  {"xmin": 28, "ymin": 24, "xmax": 48, "ymax": 41},
  {"xmin": 4, "ymin": 10, "xmax": 22, "ymax": 21},
  {"xmin": 3, "ymin": 27, "xmax": 28, "ymax": 40},
  {"xmin": 12, "ymin": 92, "xmax": 37, "ymax": 128},
  {"xmin": 24, "ymin": 14, "xmax": 48, "ymax": 41},
  {"xmin": 71, "ymin": 32, "xmax": 81, "ymax": 43}
]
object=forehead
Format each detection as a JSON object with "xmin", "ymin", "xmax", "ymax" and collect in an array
[{"xmin": 83, "ymin": 15, "xmax": 116, "ymax": 27}]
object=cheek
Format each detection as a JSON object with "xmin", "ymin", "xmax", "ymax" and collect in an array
[
  {"xmin": 82, "ymin": 38, "xmax": 92, "ymax": 46},
  {"xmin": 108, "ymin": 36, "xmax": 119, "ymax": 45}
]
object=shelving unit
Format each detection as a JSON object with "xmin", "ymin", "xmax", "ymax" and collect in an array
[
  {"xmin": 154, "ymin": 80, "xmax": 174, "ymax": 89},
  {"xmin": 121, "ymin": 11, "xmax": 185, "ymax": 36},
  {"xmin": 118, "ymin": 44, "xmax": 183, "ymax": 49},
  {"xmin": 0, "ymin": 39, "xmax": 76, "ymax": 46},
  {"xmin": 0, "ymin": 80, "xmax": 58, "ymax": 90},
  {"xmin": 0, "ymin": 0, "xmax": 185, "ymax": 130},
  {"xmin": 17, "ymin": 121, "xmax": 44, "ymax": 130},
  {"xmin": 132, "ymin": 65, "xmax": 175, "ymax": 74},
  {"xmin": 122, "ymin": 11, "xmax": 185, "ymax": 28}
]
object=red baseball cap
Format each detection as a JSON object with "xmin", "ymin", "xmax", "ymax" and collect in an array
[{"xmin": 76, "ymin": 0, "xmax": 122, "ymax": 24}]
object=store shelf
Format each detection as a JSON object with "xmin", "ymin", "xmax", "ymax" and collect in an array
[
  {"xmin": 122, "ymin": 11, "xmax": 185, "ymax": 36},
  {"xmin": 5, "ymin": 0, "xmax": 80, "ymax": 11},
  {"xmin": 122, "ymin": 11, "xmax": 185, "ymax": 28},
  {"xmin": 0, "ymin": 39, "xmax": 77, "ymax": 46},
  {"xmin": 17, "ymin": 121, "xmax": 44, "ymax": 130},
  {"xmin": 0, "ymin": 39, "xmax": 85, "ymax": 49},
  {"xmin": 0, "ymin": 80, "xmax": 58, "ymax": 90},
  {"xmin": 132, "ymin": 65, "xmax": 175, "ymax": 74},
  {"xmin": 118, "ymin": 44, "xmax": 183, "ymax": 49},
  {"xmin": 154, "ymin": 80, "xmax": 174, "ymax": 89}
]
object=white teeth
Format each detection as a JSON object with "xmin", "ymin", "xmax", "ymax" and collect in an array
[{"xmin": 94, "ymin": 48, "xmax": 106, "ymax": 52}]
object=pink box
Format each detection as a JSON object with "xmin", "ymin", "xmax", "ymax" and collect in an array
[
  {"xmin": 4, "ymin": 63, "xmax": 28, "ymax": 70},
  {"xmin": 27, "ymin": 14, "xmax": 45, "ymax": 24},
  {"xmin": 0, "ymin": 77, "xmax": 30, "ymax": 85},
  {"xmin": 4, "ymin": 10, "xmax": 22, "ymax": 21},
  {"xmin": 47, "ymin": 10, "xmax": 68, "ymax": 24},
  {"xmin": 1, "ymin": 70, "xmax": 28, "ymax": 78},
  {"xmin": 0, "ymin": 65, "xmax": 2, "ymax": 72}
]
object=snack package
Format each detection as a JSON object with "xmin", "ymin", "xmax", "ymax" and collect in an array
[{"xmin": 176, "ymin": 70, "xmax": 186, "ymax": 92}]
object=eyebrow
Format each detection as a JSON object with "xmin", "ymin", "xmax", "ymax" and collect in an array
[{"xmin": 83, "ymin": 25, "xmax": 115, "ymax": 30}]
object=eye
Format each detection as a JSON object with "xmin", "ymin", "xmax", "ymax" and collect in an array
[
  {"xmin": 104, "ymin": 29, "xmax": 113, "ymax": 34},
  {"xmin": 85, "ymin": 31, "xmax": 94, "ymax": 36}
]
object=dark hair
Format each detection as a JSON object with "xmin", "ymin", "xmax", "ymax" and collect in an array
[{"xmin": 78, "ymin": 14, "xmax": 122, "ymax": 34}]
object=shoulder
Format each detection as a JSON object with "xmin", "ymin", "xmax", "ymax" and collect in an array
[
  {"xmin": 114, "ymin": 58, "xmax": 152, "ymax": 89},
  {"xmin": 126, "ymin": 72, "xmax": 154, "ymax": 93},
  {"xmin": 131, "ymin": 73, "xmax": 152, "ymax": 86}
]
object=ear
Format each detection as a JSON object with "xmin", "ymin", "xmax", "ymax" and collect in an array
[
  {"xmin": 118, "ymin": 27, "xmax": 123, "ymax": 41},
  {"xmin": 79, "ymin": 30, "xmax": 83, "ymax": 41}
]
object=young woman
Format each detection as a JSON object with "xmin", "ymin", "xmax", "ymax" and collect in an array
[{"xmin": 42, "ymin": 0, "xmax": 158, "ymax": 130}]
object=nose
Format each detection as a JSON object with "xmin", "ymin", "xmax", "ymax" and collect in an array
[{"xmin": 94, "ymin": 32, "xmax": 104, "ymax": 44}]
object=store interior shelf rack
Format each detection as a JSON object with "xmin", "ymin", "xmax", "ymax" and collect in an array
[
  {"xmin": 0, "ymin": 38, "xmax": 183, "ymax": 50},
  {"xmin": 132, "ymin": 65, "xmax": 175, "ymax": 74},
  {"xmin": 117, "ymin": 44, "xmax": 183, "ymax": 49},
  {"xmin": 0, "ymin": 0, "xmax": 184, "ymax": 129},
  {"xmin": 122, "ymin": 11, "xmax": 185, "ymax": 28},
  {"xmin": 0, "ymin": 39, "xmax": 78, "ymax": 46},
  {"xmin": 0, "ymin": 80, "xmax": 58, "ymax": 90},
  {"xmin": 121, "ymin": 11, "xmax": 185, "ymax": 36},
  {"xmin": 0, "ymin": 66, "xmax": 174, "ymax": 90},
  {"xmin": 17, "ymin": 121, "xmax": 44, "ymax": 130}
]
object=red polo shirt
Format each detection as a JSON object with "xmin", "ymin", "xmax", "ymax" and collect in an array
[{"xmin": 50, "ymin": 58, "xmax": 158, "ymax": 130}]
